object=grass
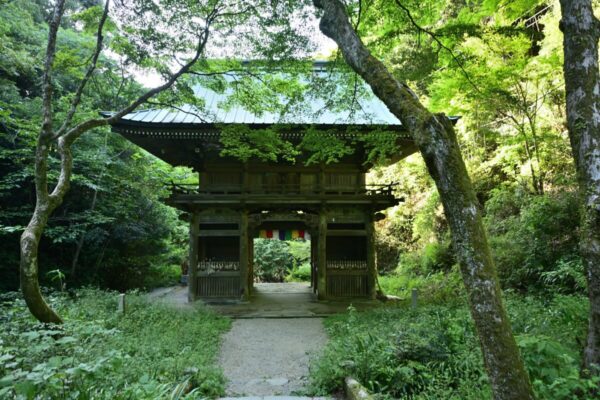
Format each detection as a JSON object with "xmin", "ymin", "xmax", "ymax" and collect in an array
[
  {"xmin": 308, "ymin": 293, "xmax": 597, "ymax": 399},
  {"xmin": 0, "ymin": 288, "xmax": 231, "ymax": 399}
]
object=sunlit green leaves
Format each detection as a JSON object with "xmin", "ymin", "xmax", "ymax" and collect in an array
[
  {"xmin": 220, "ymin": 124, "xmax": 299, "ymax": 162},
  {"xmin": 297, "ymin": 126, "xmax": 354, "ymax": 165}
]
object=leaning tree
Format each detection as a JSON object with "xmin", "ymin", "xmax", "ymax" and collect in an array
[
  {"xmin": 20, "ymin": 0, "xmax": 313, "ymax": 323},
  {"xmin": 312, "ymin": 1, "xmax": 535, "ymax": 399},
  {"xmin": 559, "ymin": 0, "xmax": 600, "ymax": 386}
]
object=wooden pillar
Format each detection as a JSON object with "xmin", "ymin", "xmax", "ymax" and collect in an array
[
  {"xmin": 242, "ymin": 163, "xmax": 249, "ymax": 193},
  {"xmin": 239, "ymin": 210, "xmax": 250, "ymax": 300},
  {"xmin": 317, "ymin": 210, "xmax": 327, "ymax": 300},
  {"xmin": 188, "ymin": 212, "xmax": 200, "ymax": 302},
  {"xmin": 248, "ymin": 232, "xmax": 254, "ymax": 295},
  {"xmin": 366, "ymin": 213, "xmax": 377, "ymax": 299},
  {"xmin": 318, "ymin": 164, "xmax": 325, "ymax": 194},
  {"xmin": 311, "ymin": 233, "xmax": 317, "ymax": 292}
]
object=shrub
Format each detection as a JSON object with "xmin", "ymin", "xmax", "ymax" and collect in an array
[
  {"xmin": 378, "ymin": 265, "xmax": 463, "ymax": 304},
  {"xmin": 286, "ymin": 262, "xmax": 312, "ymax": 282},
  {"xmin": 308, "ymin": 295, "xmax": 592, "ymax": 399},
  {"xmin": 484, "ymin": 187, "xmax": 581, "ymax": 292},
  {"xmin": 253, "ymin": 239, "xmax": 311, "ymax": 282},
  {"xmin": 0, "ymin": 289, "xmax": 230, "ymax": 399},
  {"xmin": 143, "ymin": 263, "xmax": 182, "ymax": 289},
  {"xmin": 253, "ymin": 239, "xmax": 295, "ymax": 282}
]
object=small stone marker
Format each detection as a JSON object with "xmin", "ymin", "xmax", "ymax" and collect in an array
[
  {"xmin": 117, "ymin": 293, "xmax": 126, "ymax": 313},
  {"xmin": 411, "ymin": 288, "xmax": 418, "ymax": 309}
]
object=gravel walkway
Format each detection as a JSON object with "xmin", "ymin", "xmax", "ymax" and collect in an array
[{"xmin": 219, "ymin": 318, "xmax": 328, "ymax": 397}]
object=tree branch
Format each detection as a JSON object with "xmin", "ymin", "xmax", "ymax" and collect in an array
[
  {"xmin": 55, "ymin": 14, "xmax": 213, "ymax": 146},
  {"xmin": 47, "ymin": 7, "xmax": 217, "ymax": 204},
  {"xmin": 40, "ymin": 0, "xmax": 67, "ymax": 140},
  {"xmin": 56, "ymin": 0, "xmax": 111, "ymax": 137}
]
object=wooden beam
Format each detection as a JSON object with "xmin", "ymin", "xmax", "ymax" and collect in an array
[
  {"xmin": 239, "ymin": 210, "xmax": 250, "ymax": 300},
  {"xmin": 327, "ymin": 229, "xmax": 367, "ymax": 236},
  {"xmin": 365, "ymin": 213, "xmax": 377, "ymax": 300},
  {"xmin": 198, "ymin": 229, "xmax": 240, "ymax": 237},
  {"xmin": 188, "ymin": 212, "xmax": 200, "ymax": 302},
  {"xmin": 317, "ymin": 210, "xmax": 327, "ymax": 300}
]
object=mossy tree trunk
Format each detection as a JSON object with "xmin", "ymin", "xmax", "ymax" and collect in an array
[
  {"xmin": 313, "ymin": 1, "xmax": 535, "ymax": 399},
  {"xmin": 559, "ymin": 0, "xmax": 600, "ymax": 382}
]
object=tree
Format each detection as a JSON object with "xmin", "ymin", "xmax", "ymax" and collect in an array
[
  {"xmin": 312, "ymin": 1, "xmax": 535, "ymax": 399},
  {"xmin": 20, "ymin": 0, "xmax": 310, "ymax": 323},
  {"xmin": 21, "ymin": 0, "xmax": 211, "ymax": 323},
  {"xmin": 558, "ymin": 0, "xmax": 600, "ymax": 384}
]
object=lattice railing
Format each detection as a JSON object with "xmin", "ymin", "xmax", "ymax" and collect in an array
[
  {"xmin": 198, "ymin": 261, "xmax": 240, "ymax": 272},
  {"xmin": 168, "ymin": 182, "xmax": 398, "ymax": 197},
  {"xmin": 326, "ymin": 260, "xmax": 367, "ymax": 270}
]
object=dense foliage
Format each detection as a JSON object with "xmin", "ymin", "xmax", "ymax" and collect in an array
[
  {"xmin": 0, "ymin": 289, "xmax": 230, "ymax": 399},
  {"xmin": 309, "ymin": 295, "xmax": 597, "ymax": 399},
  {"xmin": 1, "ymin": 0, "xmax": 598, "ymax": 396},
  {"xmin": 253, "ymin": 239, "xmax": 311, "ymax": 282},
  {"xmin": 0, "ymin": 0, "xmax": 192, "ymax": 292},
  {"xmin": 367, "ymin": 0, "xmax": 584, "ymax": 297}
]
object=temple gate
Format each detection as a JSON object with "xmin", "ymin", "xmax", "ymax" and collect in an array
[{"xmin": 105, "ymin": 62, "xmax": 430, "ymax": 301}]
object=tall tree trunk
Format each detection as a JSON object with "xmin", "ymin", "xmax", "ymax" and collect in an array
[
  {"xmin": 559, "ymin": 0, "xmax": 600, "ymax": 380},
  {"xmin": 20, "ymin": 140, "xmax": 64, "ymax": 324},
  {"xmin": 313, "ymin": 1, "xmax": 535, "ymax": 399}
]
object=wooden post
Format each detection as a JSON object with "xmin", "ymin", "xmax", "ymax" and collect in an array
[
  {"xmin": 248, "ymin": 231, "xmax": 254, "ymax": 295},
  {"xmin": 311, "ymin": 232, "xmax": 317, "ymax": 292},
  {"xmin": 318, "ymin": 164, "xmax": 325, "ymax": 194},
  {"xmin": 242, "ymin": 163, "xmax": 249, "ymax": 193},
  {"xmin": 188, "ymin": 212, "xmax": 200, "ymax": 302},
  {"xmin": 239, "ymin": 210, "xmax": 249, "ymax": 300},
  {"xmin": 317, "ymin": 210, "xmax": 327, "ymax": 300},
  {"xmin": 411, "ymin": 288, "xmax": 418, "ymax": 309},
  {"xmin": 365, "ymin": 213, "xmax": 377, "ymax": 299},
  {"xmin": 117, "ymin": 293, "xmax": 126, "ymax": 313}
]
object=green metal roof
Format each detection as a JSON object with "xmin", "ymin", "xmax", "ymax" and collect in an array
[{"xmin": 107, "ymin": 63, "xmax": 405, "ymax": 127}]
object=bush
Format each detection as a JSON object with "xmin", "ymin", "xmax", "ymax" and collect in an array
[
  {"xmin": 484, "ymin": 187, "xmax": 581, "ymax": 292},
  {"xmin": 286, "ymin": 262, "xmax": 312, "ymax": 282},
  {"xmin": 253, "ymin": 239, "xmax": 311, "ymax": 282},
  {"xmin": 143, "ymin": 263, "xmax": 182, "ymax": 289},
  {"xmin": 309, "ymin": 305, "xmax": 489, "ymax": 399},
  {"xmin": 253, "ymin": 239, "xmax": 295, "ymax": 282},
  {"xmin": 379, "ymin": 265, "xmax": 464, "ymax": 304},
  {"xmin": 308, "ymin": 295, "xmax": 593, "ymax": 399},
  {"xmin": 0, "ymin": 289, "xmax": 230, "ymax": 399}
]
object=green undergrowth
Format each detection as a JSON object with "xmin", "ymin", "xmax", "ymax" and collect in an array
[
  {"xmin": 378, "ymin": 265, "xmax": 464, "ymax": 305},
  {"xmin": 0, "ymin": 289, "xmax": 231, "ymax": 399},
  {"xmin": 308, "ymin": 294, "xmax": 596, "ymax": 399}
]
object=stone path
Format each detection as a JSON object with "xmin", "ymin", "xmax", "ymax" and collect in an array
[
  {"xmin": 219, "ymin": 397, "xmax": 328, "ymax": 400},
  {"xmin": 218, "ymin": 318, "xmax": 328, "ymax": 398},
  {"xmin": 148, "ymin": 283, "xmax": 379, "ymax": 398}
]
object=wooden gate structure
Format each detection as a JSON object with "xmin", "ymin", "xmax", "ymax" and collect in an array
[{"xmin": 104, "ymin": 62, "xmax": 440, "ymax": 301}]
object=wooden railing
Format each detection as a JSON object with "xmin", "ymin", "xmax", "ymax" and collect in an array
[
  {"xmin": 326, "ymin": 260, "xmax": 368, "ymax": 270},
  {"xmin": 198, "ymin": 261, "xmax": 240, "ymax": 272},
  {"xmin": 169, "ymin": 182, "xmax": 397, "ymax": 197},
  {"xmin": 326, "ymin": 260, "xmax": 369, "ymax": 297}
]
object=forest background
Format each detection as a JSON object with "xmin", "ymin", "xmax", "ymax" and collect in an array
[
  {"xmin": 0, "ymin": 0, "xmax": 597, "ymax": 398},
  {"xmin": 0, "ymin": 0, "xmax": 585, "ymax": 297}
]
